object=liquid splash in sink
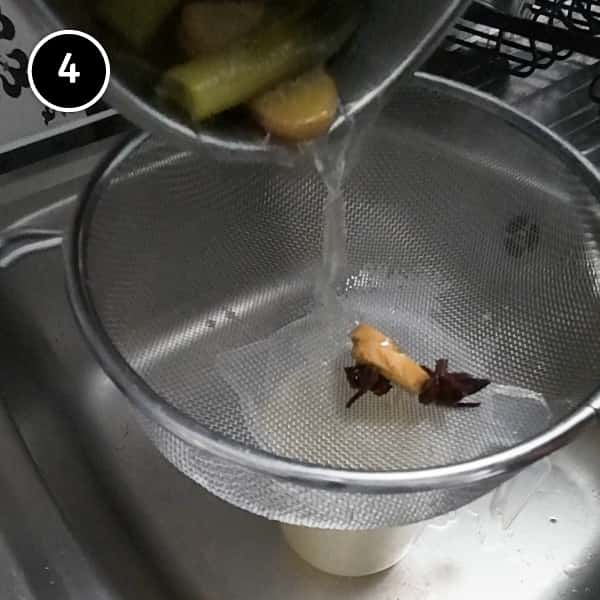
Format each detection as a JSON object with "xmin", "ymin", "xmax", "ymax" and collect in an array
[{"xmin": 491, "ymin": 457, "xmax": 552, "ymax": 530}]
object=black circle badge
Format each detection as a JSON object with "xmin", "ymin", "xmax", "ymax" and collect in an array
[{"xmin": 28, "ymin": 30, "xmax": 110, "ymax": 113}]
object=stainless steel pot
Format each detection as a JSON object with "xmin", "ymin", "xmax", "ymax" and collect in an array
[{"xmin": 27, "ymin": 0, "xmax": 471, "ymax": 160}]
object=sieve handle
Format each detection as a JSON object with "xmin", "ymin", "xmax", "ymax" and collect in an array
[{"xmin": 0, "ymin": 229, "xmax": 63, "ymax": 269}]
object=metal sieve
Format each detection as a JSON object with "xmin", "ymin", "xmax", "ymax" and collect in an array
[{"xmin": 65, "ymin": 73, "xmax": 600, "ymax": 529}]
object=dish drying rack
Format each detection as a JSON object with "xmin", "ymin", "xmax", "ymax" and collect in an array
[
  {"xmin": 427, "ymin": 0, "xmax": 600, "ymax": 164},
  {"xmin": 443, "ymin": 1, "xmax": 600, "ymax": 78}
]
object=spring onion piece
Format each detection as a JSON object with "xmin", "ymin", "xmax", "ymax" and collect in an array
[
  {"xmin": 160, "ymin": 0, "xmax": 360, "ymax": 122},
  {"xmin": 179, "ymin": 2, "xmax": 265, "ymax": 56},
  {"xmin": 95, "ymin": 0, "xmax": 180, "ymax": 49}
]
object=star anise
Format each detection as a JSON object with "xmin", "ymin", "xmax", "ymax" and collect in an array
[
  {"xmin": 419, "ymin": 359, "xmax": 490, "ymax": 407},
  {"xmin": 344, "ymin": 365, "xmax": 392, "ymax": 408},
  {"xmin": 344, "ymin": 358, "xmax": 490, "ymax": 408}
]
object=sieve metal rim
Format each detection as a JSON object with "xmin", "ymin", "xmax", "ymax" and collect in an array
[{"xmin": 65, "ymin": 72, "xmax": 600, "ymax": 494}]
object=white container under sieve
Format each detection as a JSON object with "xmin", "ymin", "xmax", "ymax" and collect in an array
[{"xmin": 281, "ymin": 523, "xmax": 423, "ymax": 577}]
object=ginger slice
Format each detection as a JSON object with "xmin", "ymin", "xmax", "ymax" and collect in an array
[
  {"xmin": 350, "ymin": 324, "xmax": 430, "ymax": 394},
  {"xmin": 249, "ymin": 68, "xmax": 338, "ymax": 142}
]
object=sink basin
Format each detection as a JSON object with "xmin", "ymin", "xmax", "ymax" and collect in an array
[{"xmin": 1, "ymin": 140, "xmax": 600, "ymax": 600}]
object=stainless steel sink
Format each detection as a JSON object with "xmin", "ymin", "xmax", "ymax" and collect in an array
[{"xmin": 1, "ymin": 133, "xmax": 600, "ymax": 600}]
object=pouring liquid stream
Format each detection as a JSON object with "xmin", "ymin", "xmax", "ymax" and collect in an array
[
  {"xmin": 308, "ymin": 102, "xmax": 383, "ymax": 313},
  {"xmin": 310, "ymin": 134, "xmax": 351, "ymax": 311}
]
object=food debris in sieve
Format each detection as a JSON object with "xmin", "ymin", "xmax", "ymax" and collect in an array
[
  {"xmin": 419, "ymin": 359, "xmax": 490, "ymax": 407},
  {"xmin": 345, "ymin": 324, "xmax": 491, "ymax": 409},
  {"xmin": 344, "ymin": 364, "xmax": 392, "ymax": 408}
]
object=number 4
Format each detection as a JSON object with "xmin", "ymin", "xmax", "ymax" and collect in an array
[{"xmin": 59, "ymin": 53, "xmax": 80, "ymax": 84}]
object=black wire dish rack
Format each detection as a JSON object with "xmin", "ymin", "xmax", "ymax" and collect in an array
[
  {"xmin": 431, "ymin": 1, "xmax": 600, "ymax": 101},
  {"xmin": 530, "ymin": 0, "xmax": 600, "ymax": 34}
]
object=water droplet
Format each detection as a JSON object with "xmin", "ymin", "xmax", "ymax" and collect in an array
[{"xmin": 549, "ymin": 517, "xmax": 558, "ymax": 524}]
